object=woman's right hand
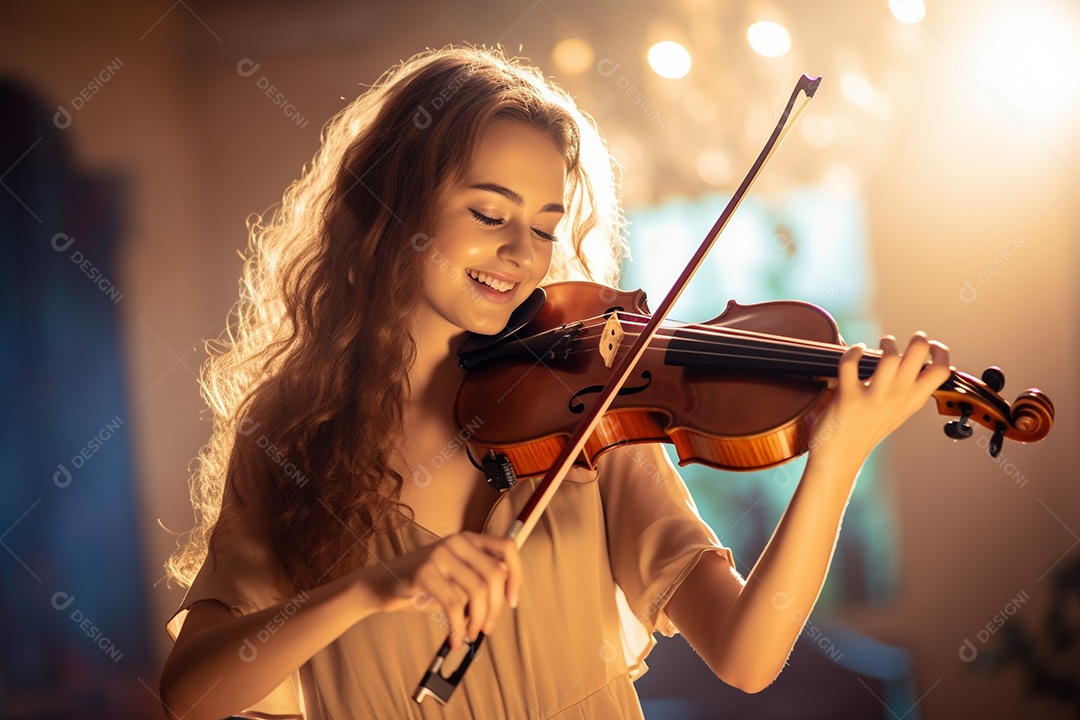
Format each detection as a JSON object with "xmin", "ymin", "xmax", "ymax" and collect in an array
[{"xmin": 356, "ymin": 531, "xmax": 523, "ymax": 648}]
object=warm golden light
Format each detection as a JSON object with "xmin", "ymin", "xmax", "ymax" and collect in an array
[
  {"xmin": 841, "ymin": 72, "xmax": 875, "ymax": 108},
  {"xmin": 800, "ymin": 113, "xmax": 836, "ymax": 148},
  {"xmin": 647, "ymin": 41, "xmax": 692, "ymax": 79},
  {"xmin": 552, "ymin": 38, "xmax": 594, "ymax": 75},
  {"xmin": 889, "ymin": 0, "xmax": 926, "ymax": 24},
  {"xmin": 747, "ymin": 21, "xmax": 791, "ymax": 57},
  {"xmin": 696, "ymin": 151, "xmax": 733, "ymax": 187},
  {"xmin": 972, "ymin": 12, "xmax": 1080, "ymax": 120}
]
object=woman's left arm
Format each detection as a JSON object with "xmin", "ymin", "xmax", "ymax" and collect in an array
[{"xmin": 665, "ymin": 332, "xmax": 952, "ymax": 693}]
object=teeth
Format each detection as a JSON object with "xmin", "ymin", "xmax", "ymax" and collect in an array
[{"xmin": 468, "ymin": 269, "xmax": 515, "ymax": 293}]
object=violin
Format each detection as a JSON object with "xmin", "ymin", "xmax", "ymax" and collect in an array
[
  {"xmin": 454, "ymin": 281, "xmax": 1055, "ymax": 478},
  {"xmin": 414, "ymin": 73, "xmax": 1054, "ymax": 706}
]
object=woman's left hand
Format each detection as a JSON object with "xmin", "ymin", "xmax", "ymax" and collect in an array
[{"xmin": 808, "ymin": 332, "xmax": 952, "ymax": 467}]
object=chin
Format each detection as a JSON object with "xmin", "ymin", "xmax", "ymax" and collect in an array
[{"xmin": 463, "ymin": 315, "xmax": 509, "ymax": 337}]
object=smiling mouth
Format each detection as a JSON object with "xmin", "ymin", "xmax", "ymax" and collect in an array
[{"xmin": 467, "ymin": 269, "xmax": 517, "ymax": 293}]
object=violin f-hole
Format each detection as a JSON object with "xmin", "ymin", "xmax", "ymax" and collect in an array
[{"xmin": 568, "ymin": 370, "xmax": 653, "ymax": 414}]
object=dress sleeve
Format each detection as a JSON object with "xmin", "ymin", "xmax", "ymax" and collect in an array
[
  {"xmin": 597, "ymin": 442, "xmax": 735, "ymax": 678},
  {"xmin": 165, "ymin": 454, "xmax": 307, "ymax": 719}
]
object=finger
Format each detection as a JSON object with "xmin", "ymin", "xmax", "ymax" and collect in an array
[
  {"xmin": 441, "ymin": 537, "xmax": 493, "ymax": 642},
  {"xmin": 869, "ymin": 335, "xmax": 900, "ymax": 388},
  {"xmin": 837, "ymin": 342, "xmax": 866, "ymax": 396},
  {"xmin": 456, "ymin": 534, "xmax": 519, "ymax": 634},
  {"xmin": 914, "ymin": 339, "xmax": 952, "ymax": 395},
  {"xmin": 502, "ymin": 539, "xmax": 523, "ymax": 610},
  {"xmin": 895, "ymin": 332, "xmax": 932, "ymax": 384},
  {"xmin": 456, "ymin": 540, "xmax": 506, "ymax": 636},
  {"xmin": 419, "ymin": 564, "xmax": 471, "ymax": 649},
  {"xmin": 469, "ymin": 534, "xmax": 523, "ymax": 610}
]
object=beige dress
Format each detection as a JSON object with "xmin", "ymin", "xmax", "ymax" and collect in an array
[{"xmin": 166, "ymin": 443, "xmax": 734, "ymax": 719}]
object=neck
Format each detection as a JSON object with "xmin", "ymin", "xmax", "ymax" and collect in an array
[{"xmin": 408, "ymin": 313, "xmax": 469, "ymax": 422}]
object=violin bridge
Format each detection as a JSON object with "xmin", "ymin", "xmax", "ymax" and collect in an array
[{"xmin": 599, "ymin": 313, "xmax": 625, "ymax": 368}]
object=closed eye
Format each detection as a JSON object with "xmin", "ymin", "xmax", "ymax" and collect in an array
[
  {"xmin": 469, "ymin": 209, "xmax": 503, "ymax": 227},
  {"xmin": 470, "ymin": 209, "xmax": 559, "ymax": 243}
]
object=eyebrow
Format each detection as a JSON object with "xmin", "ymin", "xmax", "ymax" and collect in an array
[{"xmin": 469, "ymin": 182, "xmax": 564, "ymax": 214}]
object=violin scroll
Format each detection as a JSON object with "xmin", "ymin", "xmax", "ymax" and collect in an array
[
  {"xmin": 1010, "ymin": 389, "xmax": 1055, "ymax": 436},
  {"xmin": 933, "ymin": 368, "xmax": 1053, "ymax": 457}
]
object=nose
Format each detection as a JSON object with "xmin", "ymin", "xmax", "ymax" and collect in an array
[{"xmin": 497, "ymin": 226, "xmax": 535, "ymax": 269}]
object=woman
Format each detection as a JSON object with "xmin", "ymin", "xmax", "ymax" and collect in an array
[{"xmin": 159, "ymin": 45, "xmax": 950, "ymax": 719}]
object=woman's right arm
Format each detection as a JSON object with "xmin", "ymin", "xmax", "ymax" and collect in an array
[{"xmin": 159, "ymin": 531, "xmax": 522, "ymax": 720}]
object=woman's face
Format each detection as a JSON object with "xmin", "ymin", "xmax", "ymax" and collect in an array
[{"xmin": 417, "ymin": 120, "xmax": 566, "ymax": 339}]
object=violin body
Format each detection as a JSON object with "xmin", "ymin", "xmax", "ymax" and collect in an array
[{"xmin": 454, "ymin": 281, "xmax": 1054, "ymax": 479}]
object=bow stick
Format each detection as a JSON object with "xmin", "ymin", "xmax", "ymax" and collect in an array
[{"xmin": 414, "ymin": 73, "xmax": 822, "ymax": 705}]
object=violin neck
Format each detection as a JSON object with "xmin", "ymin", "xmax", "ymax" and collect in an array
[{"xmin": 663, "ymin": 326, "xmax": 882, "ymax": 380}]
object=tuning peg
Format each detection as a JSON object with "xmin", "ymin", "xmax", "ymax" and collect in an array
[
  {"xmin": 944, "ymin": 402, "xmax": 974, "ymax": 440},
  {"xmin": 988, "ymin": 423, "xmax": 1006, "ymax": 458},
  {"xmin": 981, "ymin": 366, "xmax": 1005, "ymax": 393}
]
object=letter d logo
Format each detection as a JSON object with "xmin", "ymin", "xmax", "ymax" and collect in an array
[
  {"xmin": 53, "ymin": 105, "xmax": 72, "ymax": 129},
  {"xmin": 239, "ymin": 638, "xmax": 258, "ymax": 662},
  {"xmin": 236, "ymin": 58, "xmax": 261, "ymax": 78},
  {"xmin": 772, "ymin": 592, "xmax": 794, "ymax": 610},
  {"xmin": 596, "ymin": 59, "xmax": 620, "ymax": 78},
  {"xmin": 412, "ymin": 464, "xmax": 432, "ymax": 488},
  {"xmin": 54, "ymin": 463, "xmax": 72, "ymax": 488},
  {"xmin": 51, "ymin": 233, "xmax": 75, "ymax": 252},
  {"xmin": 52, "ymin": 591, "xmax": 76, "ymax": 611},
  {"xmin": 238, "ymin": 416, "xmax": 261, "ymax": 436},
  {"xmin": 959, "ymin": 279, "xmax": 978, "ymax": 304},
  {"xmin": 410, "ymin": 233, "xmax": 434, "ymax": 251},
  {"xmin": 413, "ymin": 105, "xmax": 432, "ymax": 129}
]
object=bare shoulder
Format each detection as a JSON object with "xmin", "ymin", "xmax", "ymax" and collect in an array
[{"xmin": 172, "ymin": 599, "xmax": 234, "ymax": 649}]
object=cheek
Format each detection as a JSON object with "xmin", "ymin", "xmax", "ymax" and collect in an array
[{"xmin": 537, "ymin": 241, "xmax": 557, "ymax": 280}]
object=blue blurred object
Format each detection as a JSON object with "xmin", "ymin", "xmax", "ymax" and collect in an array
[{"xmin": 0, "ymin": 78, "xmax": 152, "ymax": 717}]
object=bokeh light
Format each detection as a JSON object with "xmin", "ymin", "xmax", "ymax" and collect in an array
[
  {"xmin": 747, "ymin": 21, "xmax": 792, "ymax": 57},
  {"xmin": 889, "ymin": 0, "xmax": 926, "ymax": 24},
  {"xmin": 552, "ymin": 38, "xmax": 594, "ymax": 75},
  {"xmin": 696, "ymin": 150, "xmax": 733, "ymax": 186},
  {"xmin": 647, "ymin": 40, "xmax": 692, "ymax": 79},
  {"xmin": 840, "ymin": 72, "xmax": 875, "ymax": 108}
]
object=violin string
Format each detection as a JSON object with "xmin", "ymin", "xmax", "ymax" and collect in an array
[
  {"xmin": 566, "ymin": 316, "xmax": 975, "ymax": 393},
  {"xmin": 606, "ymin": 312, "xmax": 861, "ymax": 352},
  {"xmin": 501, "ymin": 313, "xmax": 976, "ymax": 396},
  {"xmin": 584, "ymin": 334, "xmax": 875, "ymax": 375},
  {"xmin": 514, "ymin": 312, "xmax": 855, "ymax": 358},
  {"xmin": 576, "ymin": 316, "xmax": 875, "ymax": 371}
]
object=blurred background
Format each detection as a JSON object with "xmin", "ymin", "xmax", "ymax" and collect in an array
[{"xmin": 2, "ymin": 0, "xmax": 1077, "ymax": 718}]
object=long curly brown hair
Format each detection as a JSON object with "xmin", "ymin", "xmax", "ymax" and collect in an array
[{"xmin": 166, "ymin": 46, "xmax": 627, "ymax": 597}]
